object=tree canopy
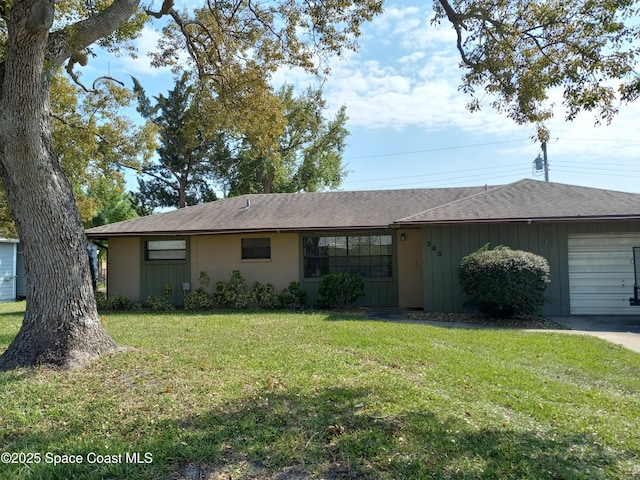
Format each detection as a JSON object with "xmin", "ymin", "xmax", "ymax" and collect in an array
[
  {"xmin": 51, "ymin": 74, "xmax": 155, "ymax": 222},
  {"xmin": 220, "ymin": 85, "xmax": 348, "ymax": 195},
  {"xmin": 133, "ymin": 73, "xmax": 227, "ymax": 210},
  {"xmin": 434, "ymin": 0, "xmax": 640, "ymax": 139}
]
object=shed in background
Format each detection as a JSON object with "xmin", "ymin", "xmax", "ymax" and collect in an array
[{"xmin": 0, "ymin": 238, "xmax": 18, "ymax": 301}]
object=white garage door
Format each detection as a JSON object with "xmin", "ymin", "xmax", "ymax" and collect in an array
[{"xmin": 568, "ymin": 233, "xmax": 640, "ymax": 315}]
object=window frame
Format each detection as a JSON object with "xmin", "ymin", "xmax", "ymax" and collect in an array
[
  {"xmin": 302, "ymin": 233, "xmax": 393, "ymax": 278},
  {"xmin": 144, "ymin": 239, "xmax": 188, "ymax": 262},
  {"xmin": 241, "ymin": 237, "xmax": 272, "ymax": 260}
]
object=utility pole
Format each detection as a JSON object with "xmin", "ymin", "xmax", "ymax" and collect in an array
[{"xmin": 541, "ymin": 141, "xmax": 549, "ymax": 182}]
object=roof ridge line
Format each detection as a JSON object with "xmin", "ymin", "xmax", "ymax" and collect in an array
[{"xmin": 393, "ymin": 180, "xmax": 522, "ymax": 223}]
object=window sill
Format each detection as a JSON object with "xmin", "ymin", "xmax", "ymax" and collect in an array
[{"xmin": 240, "ymin": 258, "xmax": 272, "ymax": 263}]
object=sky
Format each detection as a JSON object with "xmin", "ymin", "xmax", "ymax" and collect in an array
[{"xmin": 91, "ymin": 0, "xmax": 640, "ymax": 195}]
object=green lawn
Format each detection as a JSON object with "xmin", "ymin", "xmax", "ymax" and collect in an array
[{"xmin": 0, "ymin": 302, "xmax": 639, "ymax": 479}]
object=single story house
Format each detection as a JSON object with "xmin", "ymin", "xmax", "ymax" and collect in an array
[{"xmin": 85, "ymin": 179, "xmax": 640, "ymax": 316}]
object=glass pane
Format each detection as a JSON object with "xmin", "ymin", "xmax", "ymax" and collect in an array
[
  {"xmin": 319, "ymin": 257, "xmax": 330, "ymax": 275},
  {"xmin": 359, "ymin": 237, "xmax": 370, "ymax": 256},
  {"xmin": 242, "ymin": 238, "xmax": 271, "ymax": 259},
  {"xmin": 380, "ymin": 235, "xmax": 393, "ymax": 255},
  {"xmin": 304, "ymin": 258, "xmax": 321, "ymax": 277},
  {"xmin": 147, "ymin": 240, "xmax": 186, "ymax": 251},
  {"xmin": 304, "ymin": 237, "xmax": 320, "ymax": 257},
  {"xmin": 348, "ymin": 236, "xmax": 366, "ymax": 256},
  {"xmin": 148, "ymin": 249, "xmax": 186, "ymax": 260},
  {"xmin": 356, "ymin": 265, "xmax": 370, "ymax": 276},
  {"xmin": 335, "ymin": 256, "xmax": 348, "ymax": 268},
  {"xmin": 376, "ymin": 257, "xmax": 393, "ymax": 277},
  {"xmin": 332, "ymin": 237, "xmax": 347, "ymax": 256},
  {"xmin": 146, "ymin": 240, "xmax": 186, "ymax": 261},
  {"xmin": 318, "ymin": 237, "xmax": 330, "ymax": 256}
]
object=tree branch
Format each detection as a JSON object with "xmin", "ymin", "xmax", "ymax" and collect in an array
[
  {"xmin": 46, "ymin": 0, "xmax": 141, "ymax": 70},
  {"xmin": 145, "ymin": 0, "xmax": 174, "ymax": 19},
  {"xmin": 140, "ymin": 167, "xmax": 180, "ymax": 191}
]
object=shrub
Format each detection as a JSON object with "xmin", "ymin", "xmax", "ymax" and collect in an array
[
  {"xmin": 251, "ymin": 281, "xmax": 279, "ymax": 309},
  {"xmin": 95, "ymin": 292, "xmax": 142, "ymax": 311},
  {"xmin": 317, "ymin": 272, "xmax": 365, "ymax": 308},
  {"xmin": 459, "ymin": 244, "xmax": 550, "ymax": 318},
  {"xmin": 184, "ymin": 271, "xmax": 214, "ymax": 311},
  {"xmin": 214, "ymin": 270, "xmax": 250, "ymax": 309},
  {"xmin": 278, "ymin": 281, "xmax": 308, "ymax": 309},
  {"xmin": 147, "ymin": 284, "xmax": 176, "ymax": 311}
]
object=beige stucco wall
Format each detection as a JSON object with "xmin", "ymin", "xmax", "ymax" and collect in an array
[
  {"xmin": 107, "ymin": 237, "xmax": 141, "ymax": 301},
  {"xmin": 396, "ymin": 228, "xmax": 423, "ymax": 309},
  {"xmin": 190, "ymin": 232, "xmax": 299, "ymax": 290}
]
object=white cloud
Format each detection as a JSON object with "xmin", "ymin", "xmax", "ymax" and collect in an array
[
  {"xmin": 311, "ymin": 1, "xmax": 640, "ymax": 164},
  {"xmin": 398, "ymin": 52, "xmax": 426, "ymax": 64}
]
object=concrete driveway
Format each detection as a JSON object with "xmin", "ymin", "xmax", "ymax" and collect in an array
[{"xmin": 546, "ymin": 316, "xmax": 640, "ymax": 354}]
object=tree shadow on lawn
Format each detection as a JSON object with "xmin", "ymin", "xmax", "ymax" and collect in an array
[
  {"xmin": 164, "ymin": 389, "xmax": 631, "ymax": 479},
  {"xmin": 4, "ymin": 385, "xmax": 631, "ymax": 479}
]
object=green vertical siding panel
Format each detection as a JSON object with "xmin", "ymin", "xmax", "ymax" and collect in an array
[
  {"xmin": 422, "ymin": 226, "xmax": 436, "ymax": 311},
  {"xmin": 537, "ymin": 224, "xmax": 561, "ymax": 316},
  {"xmin": 429, "ymin": 226, "xmax": 445, "ymax": 311},
  {"xmin": 438, "ymin": 226, "xmax": 451, "ymax": 311},
  {"xmin": 422, "ymin": 221, "xmax": 640, "ymax": 316},
  {"xmin": 422, "ymin": 223, "xmax": 564, "ymax": 315},
  {"xmin": 140, "ymin": 238, "xmax": 190, "ymax": 307},
  {"xmin": 517, "ymin": 224, "xmax": 529, "ymax": 251},
  {"xmin": 354, "ymin": 279, "xmax": 396, "ymax": 307},
  {"xmin": 141, "ymin": 262, "xmax": 189, "ymax": 306},
  {"xmin": 456, "ymin": 226, "xmax": 472, "ymax": 311}
]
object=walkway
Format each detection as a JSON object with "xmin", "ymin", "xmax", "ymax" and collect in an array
[
  {"xmin": 366, "ymin": 309, "xmax": 640, "ymax": 354},
  {"xmin": 546, "ymin": 316, "xmax": 640, "ymax": 354}
]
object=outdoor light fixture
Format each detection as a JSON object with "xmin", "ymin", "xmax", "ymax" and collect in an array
[{"xmin": 400, "ymin": 233, "xmax": 406, "ymax": 241}]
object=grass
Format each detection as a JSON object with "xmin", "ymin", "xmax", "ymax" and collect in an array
[{"xmin": 0, "ymin": 301, "xmax": 639, "ymax": 479}]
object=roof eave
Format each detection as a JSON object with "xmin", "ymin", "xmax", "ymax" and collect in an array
[
  {"xmin": 85, "ymin": 224, "xmax": 396, "ymax": 239},
  {"xmin": 393, "ymin": 214, "xmax": 640, "ymax": 226}
]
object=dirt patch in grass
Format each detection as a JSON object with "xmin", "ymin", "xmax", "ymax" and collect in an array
[{"xmin": 404, "ymin": 311, "xmax": 569, "ymax": 330}]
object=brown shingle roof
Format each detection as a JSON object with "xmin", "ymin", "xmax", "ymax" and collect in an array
[
  {"xmin": 86, "ymin": 186, "xmax": 486, "ymax": 237},
  {"xmin": 394, "ymin": 179, "xmax": 640, "ymax": 224},
  {"xmin": 85, "ymin": 179, "xmax": 640, "ymax": 238}
]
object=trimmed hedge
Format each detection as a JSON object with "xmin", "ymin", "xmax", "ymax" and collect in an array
[
  {"xmin": 459, "ymin": 244, "xmax": 550, "ymax": 318},
  {"xmin": 317, "ymin": 272, "xmax": 365, "ymax": 308}
]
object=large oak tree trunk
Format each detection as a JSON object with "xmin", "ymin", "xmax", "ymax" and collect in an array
[
  {"xmin": 0, "ymin": 160, "xmax": 120, "ymax": 369},
  {"xmin": 0, "ymin": 0, "xmax": 140, "ymax": 370}
]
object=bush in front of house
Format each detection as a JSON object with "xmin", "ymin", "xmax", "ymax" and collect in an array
[
  {"xmin": 277, "ymin": 281, "xmax": 308, "ymax": 309},
  {"xmin": 147, "ymin": 284, "xmax": 176, "ymax": 311},
  {"xmin": 251, "ymin": 281, "xmax": 279, "ymax": 309},
  {"xmin": 458, "ymin": 244, "xmax": 550, "ymax": 318},
  {"xmin": 96, "ymin": 292, "xmax": 143, "ymax": 311},
  {"xmin": 317, "ymin": 272, "xmax": 365, "ymax": 308},
  {"xmin": 214, "ymin": 270, "xmax": 250, "ymax": 309},
  {"xmin": 185, "ymin": 271, "xmax": 214, "ymax": 311}
]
